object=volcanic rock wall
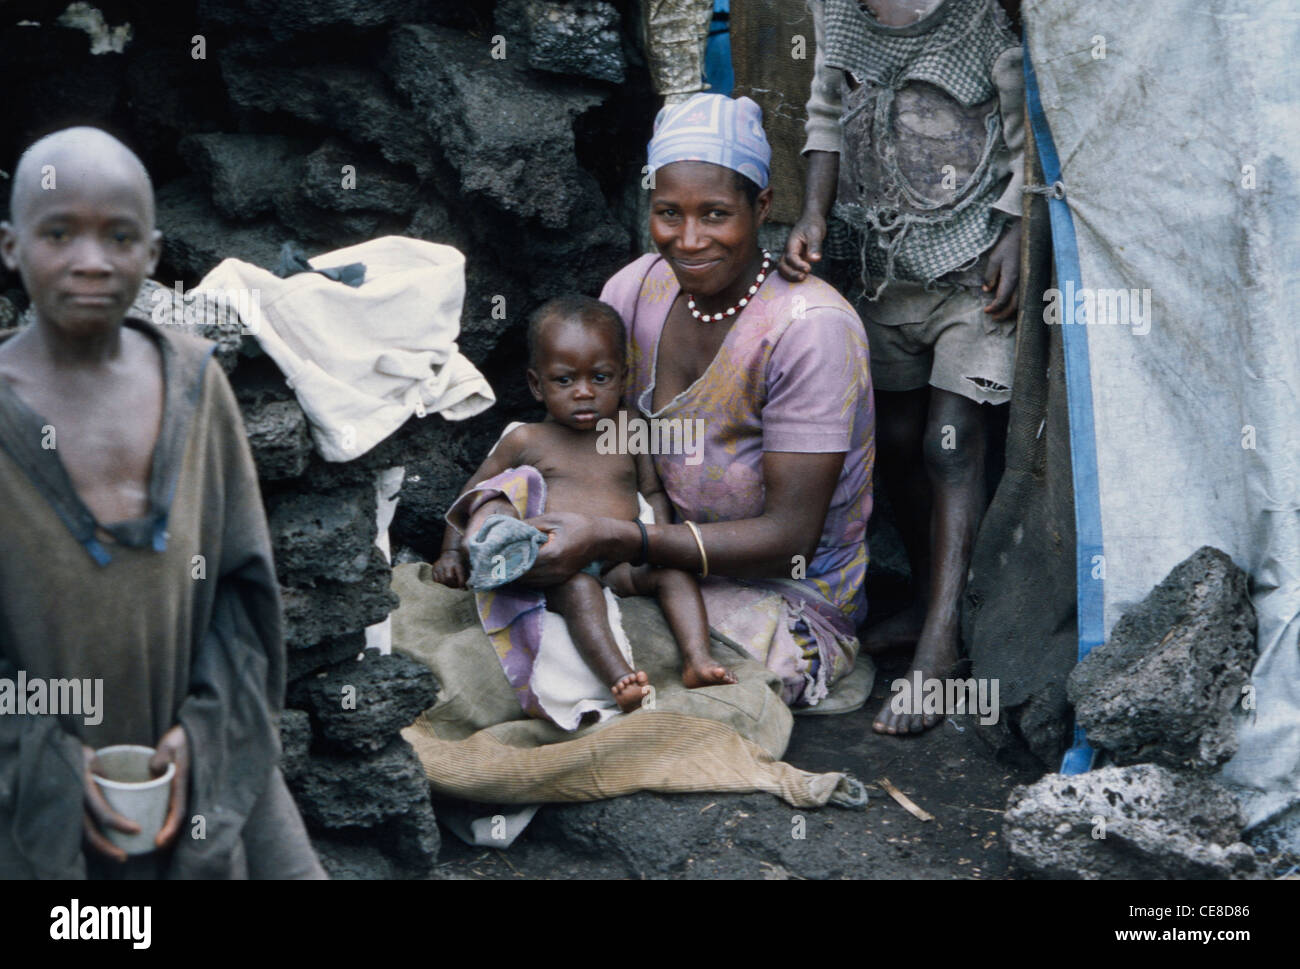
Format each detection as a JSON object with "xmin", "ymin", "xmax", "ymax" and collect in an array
[{"xmin": 1, "ymin": 0, "xmax": 657, "ymax": 877}]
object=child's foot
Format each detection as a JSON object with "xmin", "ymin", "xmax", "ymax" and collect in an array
[
  {"xmin": 611, "ymin": 670, "xmax": 651, "ymax": 712},
  {"xmin": 682, "ymin": 662, "xmax": 737, "ymax": 688},
  {"xmin": 861, "ymin": 598, "xmax": 927, "ymax": 656},
  {"xmin": 872, "ymin": 631, "xmax": 960, "ymax": 736}
]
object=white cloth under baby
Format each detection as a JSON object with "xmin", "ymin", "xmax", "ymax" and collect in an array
[{"xmin": 532, "ymin": 588, "xmax": 635, "ymax": 730}]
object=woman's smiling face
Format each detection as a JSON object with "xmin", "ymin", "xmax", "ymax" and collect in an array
[{"xmin": 649, "ymin": 161, "xmax": 772, "ymax": 304}]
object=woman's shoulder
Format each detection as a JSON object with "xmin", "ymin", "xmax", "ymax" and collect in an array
[
  {"xmin": 602, "ymin": 255, "xmax": 676, "ymax": 339},
  {"xmin": 601, "ymin": 253, "xmax": 668, "ymax": 301},
  {"xmin": 788, "ymin": 273, "xmax": 861, "ymax": 317},
  {"xmin": 763, "ymin": 273, "xmax": 867, "ymax": 341}
]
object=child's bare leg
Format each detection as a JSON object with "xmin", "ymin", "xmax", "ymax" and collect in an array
[
  {"xmin": 629, "ymin": 567, "xmax": 735, "ymax": 688},
  {"xmin": 874, "ymin": 388, "xmax": 984, "ymax": 735},
  {"xmin": 546, "ymin": 572, "xmax": 649, "ymax": 712},
  {"xmin": 864, "ymin": 387, "xmax": 931, "ymax": 655}
]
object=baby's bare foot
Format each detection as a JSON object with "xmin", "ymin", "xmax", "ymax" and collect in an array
[
  {"xmin": 682, "ymin": 663, "xmax": 737, "ymax": 688},
  {"xmin": 611, "ymin": 670, "xmax": 651, "ymax": 712}
]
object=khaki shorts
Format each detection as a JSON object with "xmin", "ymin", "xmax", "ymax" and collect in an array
[{"xmin": 864, "ymin": 284, "xmax": 1016, "ymax": 405}]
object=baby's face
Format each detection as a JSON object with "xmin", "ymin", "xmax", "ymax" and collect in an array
[
  {"xmin": 527, "ymin": 318, "xmax": 625, "ymax": 432},
  {"xmin": 1, "ymin": 160, "xmax": 159, "ymax": 338}
]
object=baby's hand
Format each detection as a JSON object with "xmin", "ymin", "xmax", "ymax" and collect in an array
[{"xmin": 430, "ymin": 550, "xmax": 468, "ymax": 588}]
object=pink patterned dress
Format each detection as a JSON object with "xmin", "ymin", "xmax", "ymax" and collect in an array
[{"xmin": 600, "ymin": 254, "xmax": 876, "ymax": 706}]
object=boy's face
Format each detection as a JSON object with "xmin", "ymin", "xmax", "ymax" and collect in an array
[
  {"xmin": 526, "ymin": 317, "xmax": 625, "ymax": 432},
  {"xmin": 0, "ymin": 158, "xmax": 161, "ymax": 339}
]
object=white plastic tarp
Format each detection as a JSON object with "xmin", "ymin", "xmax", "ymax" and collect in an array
[{"xmin": 1025, "ymin": 0, "xmax": 1300, "ymax": 836}]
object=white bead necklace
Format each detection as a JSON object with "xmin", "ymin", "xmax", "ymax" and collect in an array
[{"xmin": 686, "ymin": 250, "xmax": 772, "ymax": 323}]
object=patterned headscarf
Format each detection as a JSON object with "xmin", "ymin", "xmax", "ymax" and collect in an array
[{"xmin": 646, "ymin": 93, "xmax": 771, "ymax": 188}]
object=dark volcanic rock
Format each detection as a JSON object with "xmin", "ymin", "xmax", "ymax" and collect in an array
[
  {"xmin": 156, "ymin": 177, "xmax": 287, "ymax": 280},
  {"xmin": 124, "ymin": 44, "xmax": 229, "ymax": 162},
  {"xmin": 268, "ymin": 485, "xmax": 377, "ymax": 585},
  {"xmin": 1067, "ymin": 546, "xmax": 1257, "ymax": 772},
  {"xmin": 301, "ymin": 138, "xmax": 421, "ymax": 215},
  {"xmin": 199, "ymin": 0, "xmax": 431, "ymax": 38},
  {"xmin": 729, "ymin": 810, "xmax": 864, "ymax": 881},
  {"xmin": 288, "ymin": 631, "xmax": 368, "ymax": 683},
  {"xmin": 456, "ymin": 259, "xmax": 529, "ymax": 365},
  {"xmin": 0, "ymin": 21, "xmax": 122, "ymax": 152},
  {"xmin": 1003, "ymin": 765, "xmax": 1259, "ymax": 879},
  {"xmin": 220, "ymin": 57, "xmax": 438, "ymax": 178},
  {"xmin": 290, "ymin": 650, "xmax": 438, "ymax": 753},
  {"xmin": 389, "ymin": 452, "xmax": 475, "ymax": 559},
  {"xmin": 309, "ymin": 833, "xmax": 419, "ymax": 879},
  {"xmin": 279, "ymin": 708, "xmax": 313, "ymax": 783},
  {"xmin": 497, "ymin": 0, "xmax": 627, "ymax": 84},
  {"xmin": 270, "ymin": 193, "xmax": 388, "ymax": 248},
  {"xmin": 288, "ymin": 735, "xmax": 435, "ymax": 830},
  {"xmin": 534, "ymin": 792, "xmax": 734, "ymax": 876},
  {"xmin": 287, "ymin": 736, "xmax": 442, "ymax": 875},
  {"xmin": 403, "ymin": 197, "xmax": 463, "ymax": 250},
  {"xmin": 179, "ymin": 132, "xmax": 311, "ymax": 221},
  {"xmin": 242, "ymin": 399, "xmax": 312, "ymax": 480},
  {"xmin": 384, "ymin": 24, "xmax": 608, "ymax": 229},
  {"xmin": 230, "ymin": 353, "xmax": 296, "ymax": 406},
  {"xmin": 533, "ymin": 791, "xmax": 871, "ymax": 880},
  {"xmin": 290, "ymin": 450, "xmax": 388, "ymax": 493},
  {"xmin": 281, "ymin": 546, "xmax": 397, "ymax": 649}
]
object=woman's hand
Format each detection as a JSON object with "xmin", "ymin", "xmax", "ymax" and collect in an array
[
  {"xmin": 430, "ymin": 549, "xmax": 468, "ymax": 588},
  {"xmin": 520, "ymin": 512, "xmax": 607, "ymax": 587}
]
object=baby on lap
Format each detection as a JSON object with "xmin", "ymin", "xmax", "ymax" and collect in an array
[{"xmin": 432, "ymin": 295, "xmax": 735, "ymax": 711}]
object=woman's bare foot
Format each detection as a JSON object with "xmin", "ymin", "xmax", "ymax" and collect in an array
[
  {"xmin": 611, "ymin": 670, "xmax": 651, "ymax": 712},
  {"xmin": 871, "ymin": 630, "xmax": 959, "ymax": 735},
  {"xmin": 860, "ymin": 598, "xmax": 927, "ymax": 656},
  {"xmin": 682, "ymin": 662, "xmax": 738, "ymax": 688}
]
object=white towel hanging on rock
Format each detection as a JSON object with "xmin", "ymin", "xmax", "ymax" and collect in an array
[{"xmin": 197, "ymin": 236, "xmax": 495, "ymax": 462}]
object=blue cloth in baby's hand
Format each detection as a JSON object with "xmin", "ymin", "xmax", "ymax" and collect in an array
[{"xmin": 465, "ymin": 514, "xmax": 548, "ymax": 590}]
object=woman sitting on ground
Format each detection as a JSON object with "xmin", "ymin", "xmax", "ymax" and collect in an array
[{"xmin": 524, "ymin": 94, "xmax": 875, "ymax": 708}]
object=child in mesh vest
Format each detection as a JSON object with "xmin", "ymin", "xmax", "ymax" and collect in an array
[{"xmin": 780, "ymin": 0, "xmax": 1025, "ymax": 735}]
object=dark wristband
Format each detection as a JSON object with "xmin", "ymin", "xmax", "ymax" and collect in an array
[{"xmin": 634, "ymin": 520, "xmax": 649, "ymax": 567}]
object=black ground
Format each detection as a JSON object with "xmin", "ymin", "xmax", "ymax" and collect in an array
[{"xmin": 430, "ymin": 647, "xmax": 1043, "ymax": 880}]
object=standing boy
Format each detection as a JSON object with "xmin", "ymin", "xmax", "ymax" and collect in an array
[
  {"xmin": 780, "ymin": 0, "xmax": 1024, "ymax": 734},
  {"xmin": 0, "ymin": 127, "xmax": 323, "ymax": 877}
]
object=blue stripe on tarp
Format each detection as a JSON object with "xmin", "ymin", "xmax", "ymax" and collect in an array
[{"xmin": 1024, "ymin": 42, "xmax": 1105, "ymax": 775}]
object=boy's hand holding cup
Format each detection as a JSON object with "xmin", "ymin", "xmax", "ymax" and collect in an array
[{"xmin": 82, "ymin": 725, "xmax": 190, "ymax": 860}]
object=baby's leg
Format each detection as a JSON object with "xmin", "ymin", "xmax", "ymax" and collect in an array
[
  {"xmin": 633, "ymin": 567, "xmax": 736, "ymax": 688},
  {"xmin": 546, "ymin": 572, "xmax": 649, "ymax": 713}
]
